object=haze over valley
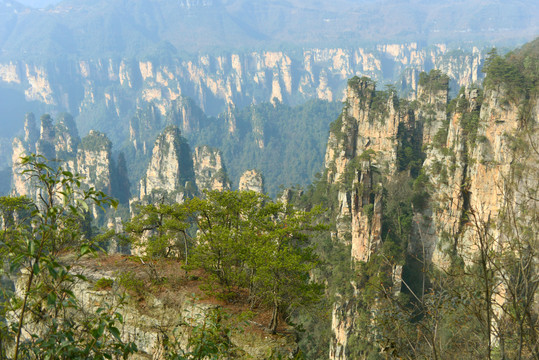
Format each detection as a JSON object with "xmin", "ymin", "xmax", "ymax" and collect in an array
[{"xmin": 0, "ymin": 1, "xmax": 538, "ymax": 359}]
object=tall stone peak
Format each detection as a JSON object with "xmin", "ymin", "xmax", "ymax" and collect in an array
[
  {"xmin": 81, "ymin": 130, "xmax": 112, "ymax": 152},
  {"xmin": 347, "ymin": 76, "xmax": 376, "ymax": 100},
  {"xmin": 324, "ymin": 73, "xmax": 444, "ymax": 263},
  {"xmin": 279, "ymin": 188, "xmax": 303, "ymax": 205},
  {"xmin": 416, "ymin": 70, "xmax": 450, "ymax": 144},
  {"xmin": 238, "ymin": 169, "xmax": 264, "ymax": 193},
  {"xmin": 77, "ymin": 130, "xmax": 114, "ymax": 198},
  {"xmin": 224, "ymin": 102, "xmax": 237, "ymax": 134},
  {"xmin": 23, "ymin": 112, "xmax": 38, "ymax": 146},
  {"xmin": 54, "ymin": 112, "xmax": 80, "ymax": 156},
  {"xmin": 192, "ymin": 145, "xmax": 230, "ymax": 192},
  {"xmin": 11, "ymin": 137, "xmax": 34, "ymax": 198},
  {"xmin": 11, "ymin": 113, "xmax": 126, "ymax": 211},
  {"xmin": 129, "ymin": 103, "xmax": 162, "ymax": 155},
  {"xmin": 323, "ymin": 74, "xmax": 443, "ymax": 357},
  {"xmin": 36, "ymin": 113, "xmax": 56, "ymax": 159},
  {"xmin": 139, "ymin": 125, "xmax": 196, "ymax": 202},
  {"xmin": 39, "ymin": 114, "xmax": 55, "ymax": 143},
  {"xmin": 325, "ymin": 76, "xmax": 402, "ymax": 188}
]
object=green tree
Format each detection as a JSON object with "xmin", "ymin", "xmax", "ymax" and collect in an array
[
  {"xmin": 0, "ymin": 154, "xmax": 136, "ymax": 359},
  {"xmin": 186, "ymin": 190, "xmax": 324, "ymax": 333},
  {"xmin": 125, "ymin": 201, "xmax": 192, "ymax": 261},
  {"xmin": 187, "ymin": 190, "xmax": 266, "ymax": 291},
  {"xmin": 164, "ymin": 308, "xmax": 234, "ymax": 360},
  {"xmin": 249, "ymin": 201, "xmax": 324, "ymax": 334}
]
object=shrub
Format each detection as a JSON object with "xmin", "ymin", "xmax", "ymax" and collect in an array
[
  {"xmin": 117, "ymin": 271, "xmax": 145, "ymax": 297},
  {"xmin": 93, "ymin": 277, "xmax": 114, "ymax": 291}
]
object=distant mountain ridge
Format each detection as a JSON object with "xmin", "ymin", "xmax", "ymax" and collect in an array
[
  {"xmin": 0, "ymin": 43, "xmax": 486, "ymax": 143},
  {"xmin": 0, "ymin": 0, "xmax": 537, "ymax": 60},
  {"xmin": 10, "ymin": 0, "xmax": 59, "ymax": 8}
]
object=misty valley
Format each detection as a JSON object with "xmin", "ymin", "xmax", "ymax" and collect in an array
[{"xmin": 0, "ymin": 0, "xmax": 538, "ymax": 359}]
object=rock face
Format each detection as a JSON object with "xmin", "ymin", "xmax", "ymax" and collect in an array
[
  {"xmin": 77, "ymin": 130, "xmax": 113, "ymax": 196},
  {"xmin": 192, "ymin": 146, "xmax": 230, "ymax": 192},
  {"xmin": 12, "ymin": 265, "xmax": 298, "ymax": 359},
  {"xmin": 139, "ymin": 126, "xmax": 196, "ymax": 202},
  {"xmin": 11, "ymin": 113, "xmax": 39, "ymax": 199},
  {"xmin": 324, "ymin": 77, "xmax": 416, "ymax": 261},
  {"xmin": 129, "ymin": 104, "xmax": 162, "ymax": 156},
  {"xmin": 11, "ymin": 137, "xmax": 35, "ymax": 199},
  {"xmin": 23, "ymin": 112, "xmax": 38, "ymax": 145},
  {"xmin": 12, "ymin": 114, "xmax": 70, "ymax": 200},
  {"xmin": 420, "ymin": 87, "xmax": 481, "ymax": 266},
  {"xmin": 322, "ymin": 67, "xmax": 539, "ymax": 358},
  {"xmin": 322, "ymin": 76, "xmax": 423, "ymax": 358},
  {"xmin": 54, "ymin": 113, "xmax": 81, "ymax": 156},
  {"xmin": 11, "ymin": 113, "xmax": 130, "ymax": 207},
  {"xmin": 0, "ymin": 44, "xmax": 485, "ymax": 141},
  {"xmin": 238, "ymin": 170, "xmax": 264, "ymax": 193},
  {"xmin": 36, "ymin": 114, "xmax": 56, "ymax": 159},
  {"xmin": 415, "ymin": 72, "xmax": 449, "ymax": 144},
  {"xmin": 167, "ymin": 97, "xmax": 208, "ymax": 135},
  {"xmin": 422, "ymin": 84, "xmax": 538, "ymax": 266}
]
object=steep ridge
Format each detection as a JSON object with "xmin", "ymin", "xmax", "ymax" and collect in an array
[
  {"xmin": 0, "ymin": 45, "xmax": 485, "ymax": 141},
  {"xmin": 311, "ymin": 39, "xmax": 539, "ymax": 359}
]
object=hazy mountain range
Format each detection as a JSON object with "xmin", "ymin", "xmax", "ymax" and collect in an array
[{"xmin": 1, "ymin": 0, "xmax": 538, "ymax": 60}]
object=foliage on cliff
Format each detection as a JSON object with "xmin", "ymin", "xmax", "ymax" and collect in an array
[
  {"xmin": 0, "ymin": 154, "xmax": 135, "ymax": 359},
  {"xmin": 418, "ymin": 69, "xmax": 450, "ymax": 92},
  {"xmin": 80, "ymin": 131, "xmax": 112, "ymax": 152},
  {"xmin": 288, "ymin": 48, "xmax": 539, "ymax": 358},
  {"xmin": 126, "ymin": 190, "xmax": 325, "ymax": 335},
  {"xmin": 483, "ymin": 38, "xmax": 539, "ymax": 105}
]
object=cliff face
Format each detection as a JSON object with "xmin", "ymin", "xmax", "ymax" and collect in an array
[
  {"xmin": 11, "ymin": 113, "xmax": 39, "ymax": 198},
  {"xmin": 139, "ymin": 126, "xmax": 196, "ymax": 202},
  {"xmin": 465, "ymin": 86, "xmax": 527, "ymax": 243},
  {"xmin": 129, "ymin": 103, "xmax": 162, "ymax": 156},
  {"xmin": 423, "ymin": 85, "xmax": 538, "ymax": 266},
  {"xmin": 323, "ymin": 77, "xmax": 420, "ymax": 359},
  {"xmin": 77, "ymin": 130, "xmax": 113, "ymax": 196},
  {"xmin": 322, "ymin": 65, "xmax": 539, "ymax": 358},
  {"xmin": 11, "ymin": 113, "xmax": 129, "ymax": 208},
  {"xmin": 324, "ymin": 77, "xmax": 413, "ymax": 262},
  {"xmin": 167, "ymin": 97, "xmax": 208, "ymax": 135},
  {"xmin": 11, "ymin": 263, "xmax": 298, "ymax": 359},
  {"xmin": 192, "ymin": 146, "xmax": 230, "ymax": 192},
  {"xmin": 12, "ymin": 114, "xmax": 66, "ymax": 199},
  {"xmin": 421, "ymin": 87, "xmax": 480, "ymax": 266},
  {"xmin": 54, "ymin": 113, "xmax": 81, "ymax": 156},
  {"xmin": 0, "ymin": 44, "xmax": 484, "ymax": 141}
]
